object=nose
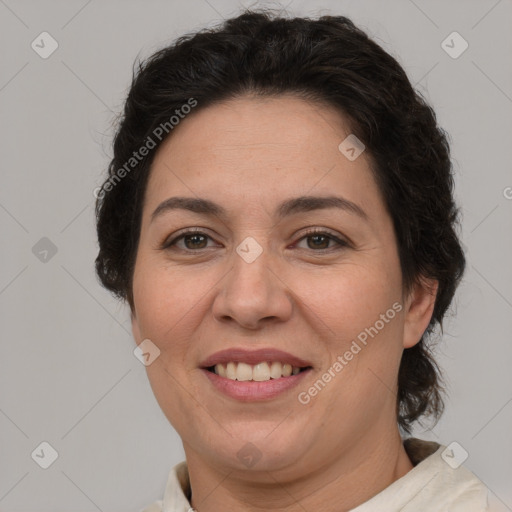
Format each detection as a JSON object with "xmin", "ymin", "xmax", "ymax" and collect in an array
[{"xmin": 211, "ymin": 246, "xmax": 293, "ymax": 330}]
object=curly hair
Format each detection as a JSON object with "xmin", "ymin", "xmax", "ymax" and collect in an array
[{"xmin": 95, "ymin": 10, "xmax": 466, "ymax": 433}]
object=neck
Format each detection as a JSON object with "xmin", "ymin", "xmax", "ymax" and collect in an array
[{"xmin": 184, "ymin": 429, "xmax": 413, "ymax": 512}]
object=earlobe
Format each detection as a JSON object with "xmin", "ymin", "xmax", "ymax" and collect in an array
[{"xmin": 402, "ymin": 277, "xmax": 438, "ymax": 349}]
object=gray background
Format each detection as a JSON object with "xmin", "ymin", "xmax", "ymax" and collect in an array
[{"xmin": 1, "ymin": 0, "xmax": 511, "ymax": 510}]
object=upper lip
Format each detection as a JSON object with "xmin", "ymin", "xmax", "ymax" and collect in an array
[{"xmin": 199, "ymin": 348, "xmax": 312, "ymax": 368}]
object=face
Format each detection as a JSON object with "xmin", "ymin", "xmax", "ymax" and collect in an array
[{"xmin": 131, "ymin": 95, "xmax": 433, "ymax": 478}]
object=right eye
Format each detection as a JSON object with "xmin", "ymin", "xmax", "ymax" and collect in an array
[{"xmin": 162, "ymin": 230, "xmax": 218, "ymax": 252}]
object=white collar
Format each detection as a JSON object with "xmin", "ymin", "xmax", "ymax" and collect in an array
[{"xmin": 142, "ymin": 439, "xmax": 488, "ymax": 512}]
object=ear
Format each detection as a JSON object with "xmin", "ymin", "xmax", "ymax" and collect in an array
[{"xmin": 402, "ymin": 277, "xmax": 438, "ymax": 349}]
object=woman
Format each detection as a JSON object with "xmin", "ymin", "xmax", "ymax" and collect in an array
[{"xmin": 95, "ymin": 10, "xmax": 489, "ymax": 511}]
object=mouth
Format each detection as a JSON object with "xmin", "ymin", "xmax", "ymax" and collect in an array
[
  {"xmin": 199, "ymin": 348, "xmax": 313, "ymax": 401},
  {"xmin": 205, "ymin": 361, "xmax": 311, "ymax": 381}
]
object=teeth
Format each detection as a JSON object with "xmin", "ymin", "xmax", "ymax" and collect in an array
[
  {"xmin": 217, "ymin": 363, "xmax": 227, "ymax": 378},
  {"xmin": 213, "ymin": 361, "xmax": 304, "ymax": 381},
  {"xmin": 253, "ymin": 363, "xmax": 270, "ymax": 381},
  {"xmin": 236, "ymin": 362, "xmax": 253, "ymax": 381},
  {"xmin": 226, "ymin": 362, "xmax": 237, "ymax": 380},
  {"xmin": 269, "ymin": 361, "xmax": 282, "ymax": 379}
]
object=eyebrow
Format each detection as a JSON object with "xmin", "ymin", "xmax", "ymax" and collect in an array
[{"xmin": 151, "ymin": 195, "xmax": 368, "ymax": 223}]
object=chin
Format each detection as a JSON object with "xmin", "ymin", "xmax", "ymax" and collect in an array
[{"xmin": 195, "ymin": 423, "xmax": 313, "ymax": 474}]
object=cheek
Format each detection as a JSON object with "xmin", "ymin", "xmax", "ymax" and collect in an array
[
  {"xmin": 131, "ymin": 256, "xmax": 217, "ymax": 374},
  {"xmin": 289, "ymin": 259, "xmax": 405, "ymax": 406},
  {"xmin": 290, "ymin": 261, "xmax": 402, "ymax": 344},
  {"xmin": 132, "ymin": 257, "xmax": 201, "ymax": 334}
]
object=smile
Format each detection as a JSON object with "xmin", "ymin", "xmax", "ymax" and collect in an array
[
  {"xmin": 208, "ymin": 361, "xmax": 308, "ymax": 381},
  {"xmin": 200, "ymin": 348, "xmax": 313, "ymax": 401}
]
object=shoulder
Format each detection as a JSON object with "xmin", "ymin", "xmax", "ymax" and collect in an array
[
  {"xmin": 351, "ymin": 438, "xmax": 489, "ymax": 511},
  {"xmin": 402, "ymin": 438, "xmax": 489, "ymax": 511},
  {"xmin": 140, "ymin": 461, "xmax": 191, "ymax": 512}
]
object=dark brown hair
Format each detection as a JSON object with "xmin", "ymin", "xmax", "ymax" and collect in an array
[{"xmin": 95, "ymin": 10, "xmax": 466, "ymax": 432}]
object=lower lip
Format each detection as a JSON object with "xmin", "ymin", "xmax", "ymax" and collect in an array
[{"xmin": 202, "ymin": 368, "xmax": 312, "ymax": 401}]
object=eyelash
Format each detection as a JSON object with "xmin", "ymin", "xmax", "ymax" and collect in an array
[{"xmin": 161, "ymin": 228, "xmax": 349, "ymax": 253}]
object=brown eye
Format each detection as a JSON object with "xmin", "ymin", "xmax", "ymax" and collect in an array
[
  {"xmin": 295, "ymin": 230, "xmax": 349, "ymax": 251},
  {"xmin": 182, "ymin": 233, "xmax": 209, "ymax": 250},
  {"xmin": 306, "ymin": 234, "xmax": 331, "ymax": 250},
  {"xmin": 162, "ymin": 230, "xmax": 216, "ymax": 251}
]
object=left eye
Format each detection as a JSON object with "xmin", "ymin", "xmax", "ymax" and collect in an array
[{"xmin": 295, "ymin": 231, "xmax": 347, "ymax": 250}]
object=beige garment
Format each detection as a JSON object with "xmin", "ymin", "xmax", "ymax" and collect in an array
[{"xmin": 141, "ymin": 438, "xmax": 489, "ymax": 512}]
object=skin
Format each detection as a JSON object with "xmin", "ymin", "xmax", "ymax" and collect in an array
[{"xmin": 131, "ymin": 95, "xmax": 438, "ymax": 512}]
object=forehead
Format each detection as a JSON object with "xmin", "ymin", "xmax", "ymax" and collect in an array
[
  {"xmin": 156, "ymin": 94, "xmax": 353, "ymax": 160},
  {"xmin": 144, "ymin": 95, "xmax": 382, "ymax": 220}
]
